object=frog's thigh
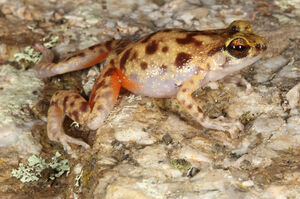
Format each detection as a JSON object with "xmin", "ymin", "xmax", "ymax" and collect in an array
[{"xmin": 87, "ymin": 70, "xmax": 121, "ymax": 130}]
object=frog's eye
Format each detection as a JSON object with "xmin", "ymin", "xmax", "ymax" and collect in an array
[{"xmin": 227, "ymin": 38, "xmax": 250, "ymax": 58}]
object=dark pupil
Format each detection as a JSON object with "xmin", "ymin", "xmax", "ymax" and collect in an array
[
  {"xmin": 227, "ymin": 39, "xmax": 250, "ymax": 58},
  {"xmin": 233, "ymin": 45, "xmax": 245, "ymax": 50}
]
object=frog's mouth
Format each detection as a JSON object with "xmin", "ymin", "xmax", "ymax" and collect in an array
[
  {"xmin": 224, "ymin": 52, "xmax": 264, "ymax": 73},
  {"xmin": 205, "ymin": 52, "xmax": 264, "ymax": 84}
]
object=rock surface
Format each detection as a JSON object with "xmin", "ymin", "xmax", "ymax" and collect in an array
[{"xmin": 0, "ymin": 0, "xmax": 299, "ymax": 198}]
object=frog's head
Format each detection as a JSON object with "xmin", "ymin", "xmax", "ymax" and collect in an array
[{"xmin": 209, "ymin": 21, "xmax": 267, "ymax": 76}]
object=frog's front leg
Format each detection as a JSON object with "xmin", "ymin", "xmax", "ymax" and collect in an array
[
  {"xmin": 47, "ymin": 66, "xmax": 121, "ymax": 152},
  {"xmin": 177, "ymin": 71, "xmax": 243, "ymax": 138}
]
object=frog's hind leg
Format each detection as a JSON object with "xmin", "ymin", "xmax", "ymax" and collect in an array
[
  {"xmin": 34, "ymin": 39, "xmax": 121, "ymax": 78},
  {"xmin": 47, "ymin": 67, "xmax": 121, "ymax": 152},
  {"xmin": 47, "ymin": 91, "xmax": 91, "ymax": 152}
]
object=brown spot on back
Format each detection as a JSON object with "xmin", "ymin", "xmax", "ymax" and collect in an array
[
  {"xmin": 80, "ymin": 102, "xmax": 89, "ymax": 112},
  {"xmin": 187, "ymin": 104, "xmax": 193, "ymax": 109},
  {"xmin": 145, "ymin": 40, "xmax": 158, "ymax": 55},
  {"xmin": 176, "ymin": 36, "xmax": 193, "ymax": 45},
  {"xmin": 120, "ymin": 49, "xmax": 131, "ymax": 70},
  {"xmin": 208, "ymin": 46, "xmax": 224, "ymax": 56},
  {"xmin": 70, "ymin": 101, "xmax": 75, "ymax": 107},
  {"xmin": 176, "ymin": 33, "xmax": 202, "ymax": 46},
  {"xmin": 140, "ymin": 62, "xmax": 148, "ymax": 70},
  {"xmin": 182, "ymin": 88, "xmax": 187, "ymax": 92},
  {"xmin": 162, "ymin": 46, "xmax": 168, "ymax": 52},
  {"xmin": 174, "ymin": 52, "xmax": 192, "ymax": 69}
]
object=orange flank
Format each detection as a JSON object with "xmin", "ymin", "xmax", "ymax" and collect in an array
[
  {"xmin": 88, "ymin": 68, "xmax": 140, "ymax": 109},
  {"xmin": 116, "ymin": 69, "xmax": 140, "ymax": 93}
]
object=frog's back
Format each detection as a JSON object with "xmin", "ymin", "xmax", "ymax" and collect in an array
[{"xmin": 110, "ymin": 28, "xmax": 227, "ymax": 73}]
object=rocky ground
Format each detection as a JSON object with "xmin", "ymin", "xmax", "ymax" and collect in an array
[{"xmin": 0, "ymin": 0, "xmax": 299, "ymax": 198}]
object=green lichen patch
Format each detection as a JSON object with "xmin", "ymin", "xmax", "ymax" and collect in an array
[
  {"xmin": 14, "ymin": 46, "xmax": 42, "ymax": 69},
  {"xmin": 11, "ymin": 152, "xmax": 70, "ymax": 183},
  {"xmin": 43, "ymin": 35, "xmax": 59, "ymax": 48},
  {"xmin": 170, "ymin": 158, "xmax": 192, "ymax": 171}
]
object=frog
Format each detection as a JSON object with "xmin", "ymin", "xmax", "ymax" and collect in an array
[{"xmin": 34, "ymin": 20, "xmax": 267, "ymax": 152}]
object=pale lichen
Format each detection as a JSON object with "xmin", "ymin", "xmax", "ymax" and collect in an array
[
  {"xmin": 43, "ymin": 35, "xmax": 59, "ymax": 48},
  {"xmin": 11, "ymin": 152, "xmax": 70, "ymax": 183},
  {"xmin": 14, "ymin": 46, "xmax": 41, "ymax": 69}
]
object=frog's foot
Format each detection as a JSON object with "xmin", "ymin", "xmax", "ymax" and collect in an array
[
  {"xmin": 47, "ymin": 100, "xmax": 91, "ymax": 153},
  {"xmin": 51, "ymin": 131, "xmax": 90, "ymax": 154},
  {"xmin": 223, "ymin": 75, "xmax": 252, "ymax": 95},
  {"xmin": 200, "ymin": 116, "xmax": 244, "ymax": 138}
]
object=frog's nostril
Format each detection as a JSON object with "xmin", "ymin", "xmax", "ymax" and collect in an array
[{"xmin": 255, "ymin": 44, "xmax": 267, "ymax": 51}]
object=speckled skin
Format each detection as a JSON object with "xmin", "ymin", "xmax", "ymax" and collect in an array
[{"xmin": 35, "ymin": 21, "xmax": 267, "ymax": 152}]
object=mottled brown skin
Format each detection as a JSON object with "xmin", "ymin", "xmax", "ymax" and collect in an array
[{"xmin": 34, "ymin": 20, "xmax": 267, "ymax": 152}]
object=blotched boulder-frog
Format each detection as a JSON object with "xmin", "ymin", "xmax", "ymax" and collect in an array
[{"xmin": 35, "ymin": 20, "xmax": 267, "ymax": 152}]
